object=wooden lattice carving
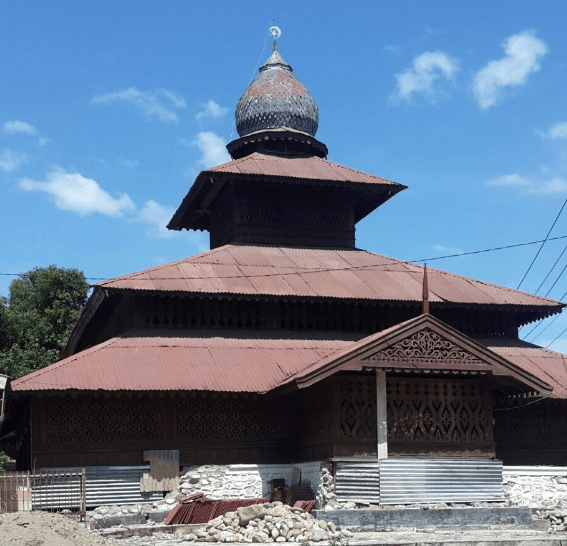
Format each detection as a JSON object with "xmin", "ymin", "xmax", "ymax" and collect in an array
[
  {"xmin": 368, "ymin": 328, "xmax": 484, "ymax": 365},
  {"xmin": 45, "ymin": 397, "xmax": 163, "ymax": 444},
  {"xmin": 387, "ymin": 378, "xmax": 492, "ymax": 445},
  {"xmin": 339, "ymin": 376, "xmax": 377, "ymax": 440},
  {"xmin": 494, "ymin": 400, "xmax": 554, "ymax": 444},
  {"xmin": 177, "ymin": 396, "xmax": 289, "ymax": 441}
]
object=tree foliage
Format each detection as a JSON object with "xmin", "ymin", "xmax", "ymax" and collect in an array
[{"xmin": 0, "ymin": 266, "xmax": 90, "ymax": 378}]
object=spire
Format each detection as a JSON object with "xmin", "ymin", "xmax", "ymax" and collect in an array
[
  {"xmin": 422, "ymin": 264, "xmax": 430, "ymax": 314},
  {"xmin": 228, "ymin": 24, "xmax": 326, "ymax": 158}
]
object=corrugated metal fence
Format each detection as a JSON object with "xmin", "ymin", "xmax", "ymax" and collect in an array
[
  {"xmin": 0, "ymin": 470, "xmax": 86, "ymax": 518},
  {"xmin": 1, "ymin": 466, "xmax": 163, "ymax": 514},
  {"xmin": 336, "ymin": 459, "xmax": 504, "ymax": 505},
  {"xmin": 36, "ymin": 466, "xmax": 163, "ymax": 508}
]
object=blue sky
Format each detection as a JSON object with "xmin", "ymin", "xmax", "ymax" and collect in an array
[{"xmin": 2, "ymin": 1, "xmax": 567, "ymax": 350}]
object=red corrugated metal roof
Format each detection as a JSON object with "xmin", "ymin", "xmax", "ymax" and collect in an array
[
  {"xmin": 11, "ymin": 330, "xmax": 362, "ymax": 393},
  {"xmin": 478, "ymin": 339, "xmax": 567, "ymax": 399},
  {"xmin": 205, "ymin": 152, "xmax": 400, "ymax": 186},
  {"xmin": 96, "ymin": 244, "xmax": 562, "ymax": 310},
  {"xmin": 282, "ymin": 314, "xmax": 557, "ymax": 396},
  {"xmin": 11, "ymin": 324, "xmax": 567, "ymax": 398}
]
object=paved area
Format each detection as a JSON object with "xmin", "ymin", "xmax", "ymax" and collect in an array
[{"xmin": 100, "ymin": 528, "xmax": 567, "ymax": 546}]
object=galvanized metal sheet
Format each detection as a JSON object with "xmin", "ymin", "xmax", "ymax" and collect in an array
[
  {"xmin": 35, "ymin": 466, "xmax": 162, "ymax": 509},
  {"xmin": 336, "ymin": 462, "xmax": 380, "ymax": 504},
  {"xmin": 378, "ymin": 459, "xmax": 504, "ymax": 504},
  {"xmin": 336, "ymin": 459, "xmax": 504, "ymax": 505}
]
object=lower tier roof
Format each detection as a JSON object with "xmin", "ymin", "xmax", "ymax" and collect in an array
[{"xmin": 11, "ymin": 325, "xmax": 567, "ymax": 399}]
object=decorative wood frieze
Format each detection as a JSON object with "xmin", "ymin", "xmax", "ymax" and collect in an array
[{"xmin": 366, "ymin": 328, "xmax": 484, "ymax": 366}]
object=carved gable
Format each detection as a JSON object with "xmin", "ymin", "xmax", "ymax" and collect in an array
[{"xmin": 365, "ymin": 328, "xmax": 484, "ymax": 366}]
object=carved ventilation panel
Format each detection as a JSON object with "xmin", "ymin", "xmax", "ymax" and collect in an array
[
  {"xmin": 236, "ymin": 197, "xmax": 353, "ymax": 228},
  {"xmin": 387, "ymin": 378, "xmax": 492, "ymax": 446},
  {"xmin": 45, "ymin": 397, "xmax": 163, "ymax": 444},
  {"xmin": 494, "ymin": 399, "xmax": 554, "ymax": 444},
  {"xmin": 177, "ymin": 396, "xmax": 289, "ymax": 441},
  {"xmin": 339, "ymin": 377, "xmax": 377, "ymax": 440},
  {"xmin": 298, "ymin": 380, "xmax": 334, "ymax": 443},
  {"xmin": 367, "ymin": 328, "xmax": 484, "ymax": 365}
]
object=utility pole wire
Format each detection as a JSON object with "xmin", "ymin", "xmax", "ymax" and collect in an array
[{"xmin": 517, "ymin": 198, "xmax": 567, "ymax": 290}]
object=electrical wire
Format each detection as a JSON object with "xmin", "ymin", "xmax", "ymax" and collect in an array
[
  {"xmin": 546, "ymin": 324, "xmax": 567, "ymax": 349},
  {"xmin": 3, "ymin": 234, "xmax": 567, "ymax": 282},
  {"xmin": 516, "ymin": 198, "xmax": 567, "ymax": 290},
  {"xmin": 534, "ymin": 242, "xmax": 567, "ymax": 294}
]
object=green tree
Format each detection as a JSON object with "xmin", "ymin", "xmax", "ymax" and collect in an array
[{"xmin": 0, "ymin": 266, "xmax": 90, "ymax": 378}]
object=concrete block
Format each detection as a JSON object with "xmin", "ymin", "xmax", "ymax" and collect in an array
[{"xmin": 312, "ymin": 507, "xmax": 534, "ymax": 532}]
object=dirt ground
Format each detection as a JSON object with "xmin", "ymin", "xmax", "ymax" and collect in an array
[{"xmin": 0, "ymin": 511, "xmax": 110, "ymax": 546}]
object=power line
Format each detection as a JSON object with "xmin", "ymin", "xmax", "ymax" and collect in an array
[
  {"xmin": 3, "ymin": 234, "xmax": 567, "ymax": 283},
  {"xmin": 546, "ymin": 324, "xmax": 567, "ymax": 349},
  {"xmin": 517, "ymin": 198, "xmax": 567, "ymax": 290},
  {"xmin": 535, "ymin": 242, "xmax": 567, "ymax": 294}
]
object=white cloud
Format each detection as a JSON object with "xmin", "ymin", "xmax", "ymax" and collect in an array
[
  {"xmin": 138, "ymin": 199, "xmax": 208, "ymax": 250},
  {"xmin": 0, "ymin": 149, "xmax": 27, "ymax": 171},
  {"xmin": 3, "ymin": 120, "xmax": 49, "ymax": 146},
  {"xmin": 383, "ymin": 45, "xmax": 402, "ymax": 56},
  {"xmin": 472, "ymin": 30, "xmax": 548, "ymax": 110},
  {"xmin": 433, "ymin": 244, "xmax": 464, "ymax": 255},
  {"xmin": 196, "ymin": 100, "xmax": 229, "ymax": 121},
  {"xmin": 488, "ymin": 173, "xmax": 567, "ymax": 194},
  {"xmin": 117, "ymin": 157, "xmax": 140, "ymax": 168},
  {"xmin": 92, "ymin": 87, "xmax": 186, "ymax": 123},
  {"xmin": 191, "ymin": 131, "xmax": 231, "ymax": 168},
  {"xmin": 19, "ymin": 167, "xmax": 135, "ymax": 216},
  {"xmin": 138, "ymin": 199, "xmax": 176, "ymax": 238},
  {"xmin": 538, "ymin": 122, "xmax": 567, "ymax": 140},
  {"xmin": 392, "ymin": 51, "xmax": 459, "ymax": 103},
  {"xmin": 2, "ymin": 120, "xmax": 38, "ymax": 136}
]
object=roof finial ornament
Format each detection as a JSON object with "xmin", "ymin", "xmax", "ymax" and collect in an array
[
  {"xmin": 422, "ymin": 263, "xmax": 430, "ymax": 314},
  {"xmin": 269, "ymin": 23, "xmax": 281, "ymax": 51}
]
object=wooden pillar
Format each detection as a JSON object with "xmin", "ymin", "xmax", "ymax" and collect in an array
[{"xmin": 376, "ymin": 370, "xmax": 388, "ymax": 460}]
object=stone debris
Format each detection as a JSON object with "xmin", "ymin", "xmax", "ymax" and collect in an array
[
  {"xmin": 175, "ymin": 501, "xmax": 349, "ymax": 543},
  {"xmin": 534, "ymin": 509, "xmax": 567, "ymax": 533}
]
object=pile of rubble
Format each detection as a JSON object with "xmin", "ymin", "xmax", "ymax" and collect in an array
[
  {"xmin": 534, "ymin": 509, "xmax": 567, "ymax": 534},
  {"xmin": 182, "ymin": 501, "xmax": 352, "ymax": 543}
]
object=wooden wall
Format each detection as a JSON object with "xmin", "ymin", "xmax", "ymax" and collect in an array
[
  {"xmin": 31, "ymin": 373, "xmax": 498, "ymax": 468},
  {"xmin": 494, "ymin": 398, "xmax": 567, "ymax": 465}
]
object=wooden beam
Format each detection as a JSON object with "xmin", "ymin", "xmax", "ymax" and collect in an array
[{"xmin": 376, "ymin": 370, "xmax": 388, "ymax": 460}]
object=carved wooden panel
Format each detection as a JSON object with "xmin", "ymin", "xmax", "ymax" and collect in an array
[
  {"xmin": 176, "ymin": 396, "xmax": 289, "ymax": 441},
  {"xmin": 339, "ymin": 376, "xmax": 377, "ymax": 440},
  {"xmin": 367, "ymin": 329, "xmax": 484, "ymax": 365},
  {"xmin": 236, "ymin": 197, "xmax": 353, "ymax": 229},
  {"xmin": 297, "ymin": 380, "xmax": 334, "ymax": 444},
  {"xmin": 45, "ymin": 397, "xmax": 164, "ymax": 444},
  {"xmin": 387, "ymin": 378, "xmax": 493, "ymax": 446},
  {"xmin": 494, "ymin": 399, "xmax": 555, "ymax": 444}
]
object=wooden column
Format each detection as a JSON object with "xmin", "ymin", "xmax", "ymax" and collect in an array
[{"xmin": 376, "ymin": 370, "xmax": 388, "ymax": 460}]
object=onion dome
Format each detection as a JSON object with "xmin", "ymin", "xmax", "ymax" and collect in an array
[{"xmin": 235, "ymin": 43, "xmax": 319, "ymax": 138}]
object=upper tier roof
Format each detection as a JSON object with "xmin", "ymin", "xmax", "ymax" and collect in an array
[
  {"xmin": 167, "ymin": 152, "xmax": 406, "ymax": 232},
  {"xmin": 96, "ymin": 244, "xmax": 562, "ymax": 312}
]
